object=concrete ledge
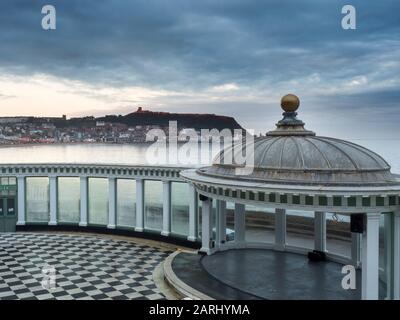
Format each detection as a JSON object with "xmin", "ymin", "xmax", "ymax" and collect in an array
[
  {"xmin": 163, "ymin": 250, "xmax": 214, "ymax": 300},
  {"xmin": 152, "ymin": 261, "xmax": 182, "ymax": 300},
  {"xmin": 16, "ymin": 224, "xmax": 201, "ymax": 250}
]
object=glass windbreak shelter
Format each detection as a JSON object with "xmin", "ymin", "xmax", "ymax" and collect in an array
[{"xmin": 0, "ymin": 177, "xmax": 17, "ymax": 232}]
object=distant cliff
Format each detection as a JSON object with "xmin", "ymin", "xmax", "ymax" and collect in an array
[
  {"xmin": 0, "ymin": 108, "xmax": 245, "ymax": 144},
  {"xmin": 96, "ymin": 107, "xmax": 243, "ymax": 131}
]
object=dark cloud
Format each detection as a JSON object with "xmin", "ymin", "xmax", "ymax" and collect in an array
[
  {"xmin": 0, "ymin": 1, "xmax": 398, "ymax": 87},
  {"xmin": 0, "ymin": 0, "xmax": 399, "ymax": 139}
]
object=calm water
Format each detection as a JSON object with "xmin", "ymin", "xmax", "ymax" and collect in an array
[{"xmin": 0, "ymin": 139, "xmax": 398, "ymax": 172}]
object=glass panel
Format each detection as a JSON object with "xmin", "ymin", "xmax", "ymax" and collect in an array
[
  {"xmin": 197, "ymin": 198, "xmax": 216, "ymax": 241},
  {"xmin": 26, "ymin": 177, "xmax": 49, "ymax": 222},
  {"xmin": 88, "ymin": 178, "xmax": 108, "ymax": 225},
  {"xmin": 326, "ymin": 213, "xmax": 351, "ymax": 257},
  {"xmin": 7, "ymin": 198, "xmax": 15, "ymax": 216},
  {"xmin": 171, "ymin": 182, "xmax": 189, "ymax": 236},
  {"xmin": 244, "ymin": 205, "xmax": 275, "ymax": 243},
  {"xmin": 379, "ymin": 213, "xmax": 393, "ymax": 300},
  {"xmin": 144, "ymin": 180, "xmax": 162, "ymax": 231},
  {"xmin": 286, "ymin": 210, "xmax": 314, "ymax": 250},
  {"xmin": 212, "ymin": 200, "xmax": 217, "ymax": 241},
  {"xmin": 198, "ymin": 200, "xmax": 202, "ymax": 240},
  {"xmin": 58, "ymin": 177, "xmax": 80, "ymax": 223},
  {"xmin": 117, "ymin": 179, "xmax": 136, "ymax": 228},
  {"xmin": 225, "ymin": 202, "xmax": 235, "ymax": 242}
]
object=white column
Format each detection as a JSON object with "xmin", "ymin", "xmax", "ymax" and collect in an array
[
  {"xmin": 351, "ymin": 232, "xmax": 362, "ymax": 268},
  {"xmin": 107, "ymin": 177, "xmax": 116, "ymax": 229},
  {"xmin": 383, "ymin": 213, "xmax": 393, "ymax": 299},
  {"xmin": 161, "ymin": 181, "xmax": 171, "ymax": 236},
  {"xmin": 187, "ymin": 184, "xmax": 197, "ymax": 241},
  {"xmin": 314, "ymin": 211, "xmax": 326, "ymax": 252},
  {"xmin": 216, "ymin": 200, "xmax": 227, "ymax": 246},
  {"xmin": 79, "ymin": 176, "xmax": 88, "ymax": 226},
  {"xmin": 200, "ymin": 196, "xmax": 212, "ymax": 254},
  {"xmin": 234, "ymin": 203, "xmax": 245, "ymax": 244},
  {"xmin": 49, "ymin": 176, "xmax": 58, "ymax": 225},
  {"xmin": 275, "ymin": 208, "xmax": 286, "ymax": 251},
  {"xmin": 361, "ymin": 212, "xmax": 380, "ymax": 300},
  {"xmin": 135, "ymin": 179, "xmax": 144, "ymax": 232},
  {"xmin": 394, "ymin": 210, "xmax": 400, "ymax": 300},
  {"xmin": 17, "ymin": 176, "xmax": 26, "ymax": 225}
]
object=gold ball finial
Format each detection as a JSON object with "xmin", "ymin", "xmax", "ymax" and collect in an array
[{"xmin": 281, "ymin": 94, "xmax": 300, "ymax": 112}]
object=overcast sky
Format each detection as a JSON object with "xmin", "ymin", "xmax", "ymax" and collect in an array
[{"xmin": 0, "ymin": 0, "xmax": 399, "ymax": 140}]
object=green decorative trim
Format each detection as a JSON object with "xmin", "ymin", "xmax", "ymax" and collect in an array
[
  {"xmin": 347, "ymin": 197, "xmax": 357, "ymax": 207},
  {"xmin": 292, "ymin": 195, "xmax": 300, "ymax": 205},
  {"xmin": 269, "ymin": 193, "xmax": 276, "ymax": 203},
  {"xmin": 318, "ymin": 196, "xmax": 327, "ymax": 206},
  {"xmin": 333, "ymin": 196, "xmax": 342, "ymax": 206},
  {"xmin": 389, "ymin": 195, "xmax": 396, "ymax": 206},
  {"xmin": 376, "ymin": 196, "xmax": 384, "ymax": 206},
  {"xmin": 362, "ymin": 197, "xmax": 371, "ymax": 207},
  {"xmin": 305, "ymin": 196, "xmax": 313, "ymax": 206}
]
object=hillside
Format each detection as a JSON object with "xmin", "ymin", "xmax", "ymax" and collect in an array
[{"xmin": 97, "ymin": 107, "xmax": 243, "ymax": 131}]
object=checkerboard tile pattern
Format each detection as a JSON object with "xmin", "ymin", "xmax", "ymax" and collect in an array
[{"xmin": 0, "ymin": 233, "xmax": 171, "ymax": 300}]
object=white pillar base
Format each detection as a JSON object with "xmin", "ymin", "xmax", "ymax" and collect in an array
[
  {"xmin": 107, "ymin": 224, "xmax": 116, "ymax": 229},
  {"xmin": 187, "ymin": 236, "xmax": 197, "ymax": 242},
  {"xmin": 199, "ymin": 248, "xmax": 212, "ymax": 255},
  {"xmin": 48, "ymin": 221, "xmax": 58, "ymax": 226},
  {"xmin": 78, "ymin": 222, "xmax": 88, "ymax": 227},
  {"xmin": 135, "ymin": 227, "xmax": 144, "ymax": 232},
  {"xmin": 161, "ymin": 231, "xmax": 170, "ymax": 237}
]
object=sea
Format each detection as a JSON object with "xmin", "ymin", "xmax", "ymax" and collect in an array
[{"xmin": 0, "ymin": 139, "xmax": 398, "ymax": 224}]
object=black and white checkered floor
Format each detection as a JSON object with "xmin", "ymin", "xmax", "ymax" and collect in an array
[{"xmin": 0, "ymin": 233, "xmax": 171, "ymax": 300}]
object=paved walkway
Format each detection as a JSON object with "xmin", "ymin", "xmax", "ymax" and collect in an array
[
  {"xmin": 201, "ymin": 249, "xmax": 361, "ymax": 299},
  {"xmin": 171, "ymin": 249, "xmax": 366, "ymax": 300},
  {"xmin": 0, "ymin": 233, "xmax": 171, "ymax": 300}
]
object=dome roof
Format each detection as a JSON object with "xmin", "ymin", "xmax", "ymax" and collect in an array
[{"xmin": 200, "ymin": 95, "xmax": 397, "ymax": 186}]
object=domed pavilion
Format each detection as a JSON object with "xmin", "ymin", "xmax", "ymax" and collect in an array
[{"xmin": 181, "ymin": 94, "xmax": 400, "ymax": 300}]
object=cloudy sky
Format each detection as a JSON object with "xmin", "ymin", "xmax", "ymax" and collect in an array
[{"xmin": 0, "ymin": 0, "xmax": 399, "ymax": 139}]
